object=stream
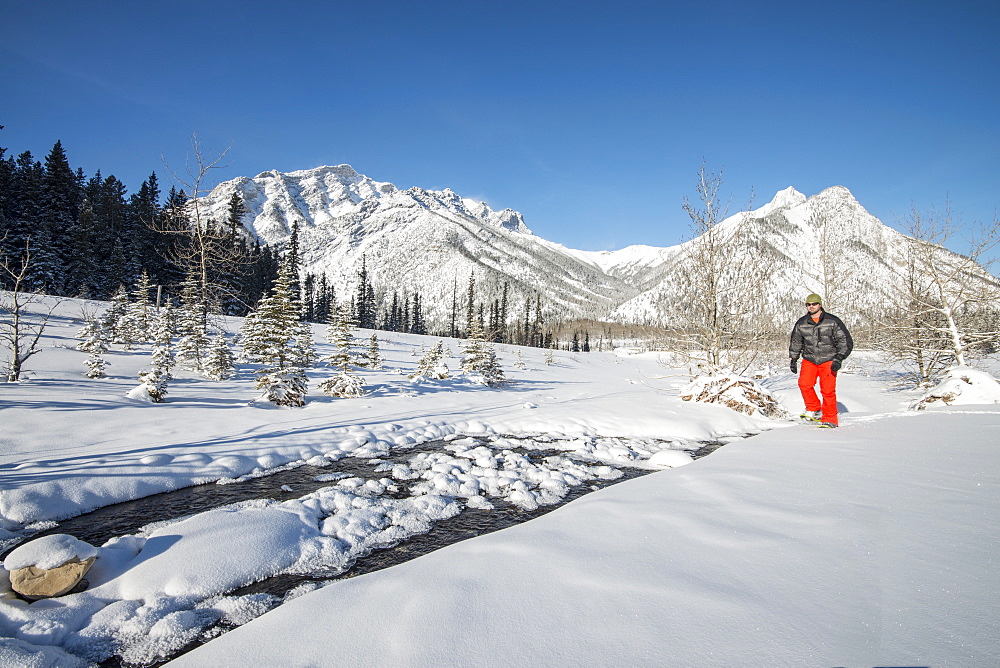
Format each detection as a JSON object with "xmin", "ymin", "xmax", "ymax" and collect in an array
[{"xmin": 3, "ymin": 434, "xmax": 731, "ymax": 667}]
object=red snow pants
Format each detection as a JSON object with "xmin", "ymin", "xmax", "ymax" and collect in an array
[{"xmin": 798, "ymin": 360, "xmax": 839, "ymax": 425}]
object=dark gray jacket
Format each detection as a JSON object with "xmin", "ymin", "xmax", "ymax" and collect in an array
[{"xmin": 789, "ymin": 310, "xmax": 853, "ymax": 365}]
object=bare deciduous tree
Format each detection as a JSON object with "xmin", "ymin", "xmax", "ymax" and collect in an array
[
  {"xmin": 1, "ymin": 240, "xmax": 61, "ymax": 382},
  {"xmin": 879, "ymin": 204, "xmax": 1000, "ymax": 385},
  {"xmin": 157, "ymin": 134, "xmax": 250, "ymax": 321},
  {"xmin": 665, "ymin": 163, "xmax": 774, "ymax": 374}
]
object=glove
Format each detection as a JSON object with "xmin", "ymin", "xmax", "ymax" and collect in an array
[
  {"xmin": 831, "ymin": 359, "xmax": 842, "ymax": 373},
  {"xmin": 790, "ymin": 359, "xmax": 797, "ymax": 374}
]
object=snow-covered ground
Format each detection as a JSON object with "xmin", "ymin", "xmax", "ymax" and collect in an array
[{"xmin": 1, "ymin": 295, "xmax": 998, "ymax": 667}]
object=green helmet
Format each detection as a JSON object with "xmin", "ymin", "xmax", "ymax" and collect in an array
[{"xmin": 805, "ymin": 293, "xmax": 823, "ymax": 305}]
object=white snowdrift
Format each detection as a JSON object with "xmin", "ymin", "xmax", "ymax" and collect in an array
[
  {"xmin": 172, "ymin": 410, "xmax": 1000, "ymax": 668},
  {"xmin": 911, "ymin": 365, "xmax": 1000, "ymax": 410}
]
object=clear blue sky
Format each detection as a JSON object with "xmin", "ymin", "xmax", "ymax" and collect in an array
[{"xmin": 3, "ymin": 0, "xmax": 998, "ymax": 252}]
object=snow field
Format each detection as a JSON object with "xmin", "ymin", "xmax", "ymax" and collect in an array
[
  {"xmin": 2, "ymin": 295, "xmax": 998, "ymax": 666},
  {"xmin": 0, "ymin": 430, "xmax": 691, "ymax": 666}
]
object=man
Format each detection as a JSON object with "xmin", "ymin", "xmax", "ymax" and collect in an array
[{"xmin": 789, "ymin": 293, "xmax": 853, "ymax": 428}]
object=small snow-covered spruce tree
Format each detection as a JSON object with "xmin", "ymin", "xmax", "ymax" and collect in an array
[
  {"xmin": 78, "ymin": 318, "xmax": 110, "ymax": 378},
  {"xmin": 100, "ymin": 285, "xmax": 131, "ymax": 345},
  {"xmin": 125, "ymin": 271, "xmax": 156, "ymax": 345},
  {"xmin": 133, "ymin": 308, "xmax": 176, "ymax": 402},
  {"xmin": 513, "ymin": 349, "xmax": 527, "ymax": 370},
  {"xmin": 240, "ymin": 256, "xmax": 310, "ymax": 406},
  {"xmin": 77, "ymin": 317, "xmax": 109, "ymax": 353},
  {"xmin": 176, "ymin": 273, "xmax": 211, "ymax": 372},
  {"xmin": 461, "ymin": 321, "xmax": 505, "ymax": 387},
  {"xmin": 544, "ymin": 349, "xmax": 555, "ymax": 366},
  {"xmin": 367, "ymin": 332, "xmax": 383, "ymax": 370},
  {"xmin": 410, "ymin": 340, "xmax": 449, "ymax": 379},
  {"xmin": 204, "ymin": 333, "xmax": 236, "ymax": 381},
  {"xmin": 318, "ymin": 301, "xmax": 366, "ymax": 398}
]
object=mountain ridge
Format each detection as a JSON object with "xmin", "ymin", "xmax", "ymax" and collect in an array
[{"xmin": 196, "ymin": 165, "xmax": 992, "ymax": 329}]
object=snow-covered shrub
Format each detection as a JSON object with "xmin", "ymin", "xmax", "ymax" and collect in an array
[
  {"xmin": 84, "ymin": 351, "xmax": 107, "ymax": 379},
  {"xmin": 255, "ymin": 369, "xmax": 308, "ymax": 407},
  {"xmin": 77, "ymin": 319, "xmax": 109, "ymax": 354},
  {"xmin": 910, "ymin": 366, "xmax": 1000, "ymax": 410},
  {"xmin": 204, "ymin": 334, "xmax": 236, "ymax": 381},
  {"xmin": 679, "ymin": 372, "xmax": 788, "ymax": 419},
  {"xmin": 410, "ymin": 341, "xmax": 449, "ymax": 380},
  {"xmin": 132, "ymin": 368, "xmax": 170, "ymax": 402},
  {"xmin": 461, "ymin": 325, "xmax": 505, "ymax": 387},
  {"xmin": 317, "ymin": 371, "xmax": 367, "ymax": 398}
]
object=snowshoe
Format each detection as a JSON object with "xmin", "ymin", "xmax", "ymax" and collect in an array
[
  {"xmin": 817, "ymin": 422, "xmax": 839, "ymax": 428},
  {"xmin": 799, "ymin": 411, "xmax": 821, "ymax": 422}
]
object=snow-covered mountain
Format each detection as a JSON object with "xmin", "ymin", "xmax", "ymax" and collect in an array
[
  {"xmin": 198, "ymin": 165, "xmax": 637, "ymax": 324},
  {"xmin": 197, "ymin": 165, "xmax": 994, "ymax": 328}
]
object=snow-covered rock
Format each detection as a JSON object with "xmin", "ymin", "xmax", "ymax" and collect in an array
[{"xmin": 4, "ymin": 534, "xmax": 99, "ymax": 600}]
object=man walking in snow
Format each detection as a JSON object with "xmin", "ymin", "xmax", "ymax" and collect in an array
[{"xmin": 789, "ymin": 293, "xmax": 853, "ymax": 428}]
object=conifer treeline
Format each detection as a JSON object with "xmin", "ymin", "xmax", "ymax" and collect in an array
[{"xmin": 0, "ymin": 140, "xmax": 278, "ymax": 313}]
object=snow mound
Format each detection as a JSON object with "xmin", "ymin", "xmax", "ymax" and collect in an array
[
  {"xmin": 679, "ymin": 373, "xmax": 789, "ymax": 420},
  {"xmin": 4, "ymin": 533, "xmax": 99, "ymax": 571},
  {"xmin": 910, "ymin": 366, "xmax": 1000, "ymax": 410},
  {"xmin": 647, "ymin": 450, "xmax": 694, "ymax": 468}
]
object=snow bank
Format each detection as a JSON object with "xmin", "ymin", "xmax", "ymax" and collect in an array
[
  {"xmin": 172, "ymin": 410, "xmax": 1000, "ymax": 668},
  {"xmin": 911, "ymin": 365, "xmax": 1000, "ymax": 410}
]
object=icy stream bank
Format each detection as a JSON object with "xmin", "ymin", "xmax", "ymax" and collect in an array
[{"xmin": 1, "ymin": 433, "xmax": 733, "ymax": 667}]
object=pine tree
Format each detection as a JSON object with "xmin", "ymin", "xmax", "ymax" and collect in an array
[
  {"xmin": 354, "ymin": 254, "xmax": 377, "ymax": 329},
  {"xmin": 411, "ymin": 292, "xmax": 426, "ymax": 335},
  {"xmin": 318, "ymin": 301, "xmax": 366, "ymax": 398},
  {"xmin": 410, "ymin": 340, "xmax": 449, "ymax": 380},
  {"xmin": 286, "ymin": 219, "xmax": 302, "ymax": 304},
  {"xmin": 132, "ymin": 307, "xmax": 175, "ymax": 402},
  {"xmin": 499, "ymin": 281, "xmax": 510, "ymax": 343},
  {"xmin": 92, "ymin": 175, "xmax": 130, "ymax": 297},
  {"xmin": 38, "ymin": 140, "xmax": 79, "ymax": 293},
  {"xmin": 176, "ymin": 272, "xmax": 210, "ymax": 371},
  {"xmin": 66, "ymin": 198, "xmax": 97, "ymax": 297},
  {"xmin": 465, "ymin": 271, "xmax": 476, "ymax": 338},
  {"xmin": 126, "ymin": 271, "xmax": 155, "ymax": 344},
  {"xmin": 79, "ymin": 318, "xmax": 110, "ymax": 378},
  {"xmin": 217, "ymin": 191, "xmax": 251, "ymax": 315},
  {"xmin": 127, "ymin": 173, "xmax": 165, "ymax": 286},
  {"xmin": 513, "ymin": 348, "xmax": 527, "ymax": 370},
  {"xmin": 240, "ymin": 256, "xmax": 310, "ymax": 406},
  {"xmin": 460, "ymin": 320, "xmax": 505, "ymax": 387},
  {"xmin": 367, "ymin": 332, "xmax": 383, "ymax": 370},
  {"xmin": 204, "ymin": 333, "xmax": 236, "ymax": 381},
  {"xmin": 99, "ymin": 285, "xmax": 131, "ymax": 345}
]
